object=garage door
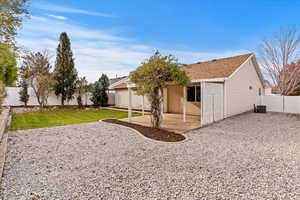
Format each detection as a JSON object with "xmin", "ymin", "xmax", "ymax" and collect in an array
[{"xmin": 201, "ymin": 82, "xmax": 224, "ymax": 125}]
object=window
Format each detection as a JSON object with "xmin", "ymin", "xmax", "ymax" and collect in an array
[
  {"xmin": 259, "ymin": 88, "xmax": 262, "ymax": 96},
  {"xmin": 187, "ymin": 86, "xmax": 201, "ymax": 102}
]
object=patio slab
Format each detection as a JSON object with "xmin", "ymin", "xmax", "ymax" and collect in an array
[{"xmin": 120, "ymin": 113, "xmax": 201, "ymax": 133}]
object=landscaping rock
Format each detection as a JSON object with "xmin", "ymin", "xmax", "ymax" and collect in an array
[{"xmin": 1, "ymin": 113, "xmax": 300, "ymax": 199}]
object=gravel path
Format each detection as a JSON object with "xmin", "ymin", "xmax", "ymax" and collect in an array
[{"xmin": 1, "ymin": 113, "xmax": 300, "ymax": 199}]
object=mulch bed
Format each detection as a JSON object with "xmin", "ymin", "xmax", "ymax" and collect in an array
[{"xmin": 102, "ymin": 119, "xmax": 186, "ymax": 142}]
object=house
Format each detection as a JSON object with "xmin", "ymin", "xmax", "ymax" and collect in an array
[{"xmin": 109, "ymin": 53, "xmax": 265, "ymax": 125}]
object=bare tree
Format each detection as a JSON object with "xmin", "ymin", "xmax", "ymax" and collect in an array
[
  {"xmin": 259, "ymin": 29, "xmax": 300, "ymax": 95},
  {"xmin": 285, "ymin": 60, "xmax": 300, "ymax": 95},
  {"xmin": 21, "ymin": 50, "xmax": 52, "ymax": 109}
]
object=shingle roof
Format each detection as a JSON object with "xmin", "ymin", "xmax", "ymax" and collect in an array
[
  {"xmin": 181, "ymin": 53, "xmax": 253, "ymax": 80},
  {"xmin": 111, "ymin": 53, "xmax": 257, "ymax": 90},
  {"xmin": 112, "ymin": 82, "xmax": 128, "ymax": 89},
  {"xmin": 109, "ymin": 76, "xmax": 127, "ymax": 85}
]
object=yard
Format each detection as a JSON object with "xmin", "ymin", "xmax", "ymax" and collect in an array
[
  {"xmin": 2, "ymin": 112, "xmax": 300, "ymax": 199},
  {"xmin": 10, "ymin": 108, "xmax": 141, "ymax": 130}
]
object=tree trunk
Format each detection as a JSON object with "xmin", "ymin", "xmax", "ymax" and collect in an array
[
  {"xmin": 61, "ymin": 97, "xmax": 64, "ymax": 106},
  {"xmin": 150, "ymin": 87, "xmax": 162, "ymax": 128}
]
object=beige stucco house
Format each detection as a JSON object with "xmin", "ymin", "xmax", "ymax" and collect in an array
[{"xmin": 109, "ymin": 53, "xmax": 265, "ymax": 125}]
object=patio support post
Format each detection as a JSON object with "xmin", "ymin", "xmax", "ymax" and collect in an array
[
  {"xmin": 142, "ymin": 95, "xmax": 145, "ymax": 116},
  {"xmin": 183, "ymin": 86, "xmax": 187, "ymax": 122},
  {"xmin": 128, "ymin": 87, "xmax": 132, "ymax": 122}
]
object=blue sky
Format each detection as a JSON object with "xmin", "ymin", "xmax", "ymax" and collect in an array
[{"xmin": 18, "ymin": 0, "xmax": 300, "ymax": 82}]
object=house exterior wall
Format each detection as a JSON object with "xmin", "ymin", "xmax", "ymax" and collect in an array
[
  {"xmin": 167, "ymin": 85, "xmax": 200, "ymax": 115},
  {"xmin": 225, "ymin": 58, "xmax": 263, "ymax": 117},
  {"xmin": 115, "ymin": 88, "xmax": 151, "ymax": 110}
]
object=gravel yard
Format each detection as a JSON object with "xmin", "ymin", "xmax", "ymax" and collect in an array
[{"xmin": 1, "ymin": 113, "xmax": 300, "ymax": 199}]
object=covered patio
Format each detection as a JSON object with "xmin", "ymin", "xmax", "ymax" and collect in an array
[{"xmin": 120, "ymin": 113, "xmax": 201, "ymax": 133}]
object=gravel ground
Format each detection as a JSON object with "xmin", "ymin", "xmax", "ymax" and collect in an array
[{"xmin": 1, "ymin": 113, "xmax": 300, "ymax": 200}]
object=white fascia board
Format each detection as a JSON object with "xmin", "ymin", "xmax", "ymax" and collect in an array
[
  {"xmin": 127, "ymin": 83, "xmax": 136, "ymax": 88},
  {"xmin": 191, "ymin": 78, "xmax": 225, "ymax": 83}
]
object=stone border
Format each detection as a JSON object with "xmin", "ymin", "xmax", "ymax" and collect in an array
[
  {"xmin": 99, "ymin": 118, "xmax": 190, "ymax": 144},
  {"xmin": 0, "ymin": 108, "xmax": 11, "ymax": 179}
]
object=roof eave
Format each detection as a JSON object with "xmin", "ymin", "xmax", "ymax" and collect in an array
[{"xmin": 191, "ymin": 78, "xmax": 225, "ymax": 83}]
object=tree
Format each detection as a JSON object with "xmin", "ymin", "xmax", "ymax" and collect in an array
[
  {"xmin": 90, "ymin": 80, "xmax": 102, "ymax": 107},
  {"xmin": 53, "ymin": 32, "xmax": 78, "ymax": 106},
  {"xmin": 0, "ymin": 0, "xmax": 29, "ymax": 46},
  {"xmin": 285, "ymin": 60, "xmax": 300, "ymax": 96},
  {"xmin": 18, "ymin": 78, "xmax": 29, "ymax": 106},
  {"xmin": 0, "ymin": 42, "xmax": 17, "ymax": 85},
  {"xmin": 21, "ymin": 50, "xmax": 52, "ymax": 109},
  {"xmin": 259, "ymin": 29, "xmax": 300, "ymax": 95},
  {"xmin": 98, "ymin": 74, "xmax": 110, "ymax": 106},
  {"xmin": 0, "ymin": 81, "xmax": 7, "ymax": 106},
  {"xmin": 130, "ymin": 51, "xmax": 189, "ymax": 128},
  {"xmin": 90, "ymin": 74, "xmax": 110, "ymax": 107},
  {"xmin": 77, "ymin": 95, "xmax": 82, "ymax": 108},
  {"xmin": 76, "ymin": 76, "xmax": 88, "ymax": 107}
]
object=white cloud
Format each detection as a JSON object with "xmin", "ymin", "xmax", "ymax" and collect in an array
[
  {"xmin": 47, "ymin": 14, "xmax": 68, "ymax": 20},
  {"xmin": 17, "ymin": 15, "xmax": 248, "ymax": 82},
  {"xmin": 32, "ymin": 2, "xmax": 113, "ymax": 17}
]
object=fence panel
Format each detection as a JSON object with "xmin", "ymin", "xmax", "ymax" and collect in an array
[
  {"xmin": 3, "ymin": 87, "xmax": 115, "ymax": 106},
  {"xmin": 262, "ymin": 95, "xmax": 300, "ymax": 114},
  {"xmin": 284, "ymin": 96, "xmax": 300, "ymax": 114},
  {"xmin": 262, "ymin": 95, "xmax": 284, "ymax": 112}
]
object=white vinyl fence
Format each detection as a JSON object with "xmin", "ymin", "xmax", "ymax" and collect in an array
[
  {"xmin": 262, "ymin": 95, "xmax": 300, "ymax": 114},
  {"xmin": 3, "ymin": 87, "xmax": 115, "ymax": 106}
]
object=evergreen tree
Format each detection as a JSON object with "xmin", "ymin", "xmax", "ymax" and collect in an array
[
  {"xmin": 18, "ymin": 78, "xmax": 29, "ymax": 106},
  {"xmin": 53, "ymin": 32, "xmax": 77, "ymax": 105},
  {"xmin": 90, "ymin": 80, "xmax": 102, "ymax": 107},
  {"xmin": 90, "ymin": 74, "xmax": 110, "ymax": 107},
  {"xmin": 77, "ymin": 95, "xmax": 83, "ymax": 108},
  {"xmin": 98, "ymin": 74, "xmax": 110, "ymax": 106}
]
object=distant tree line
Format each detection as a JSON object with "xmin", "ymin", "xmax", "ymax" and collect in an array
[
  {"xmin": 19, "ymin": 32, "xmax": 110, "ymax": 109},
  {"xmin": 0, "ymin": 0, "xmax": 111, "ymax": 109}
]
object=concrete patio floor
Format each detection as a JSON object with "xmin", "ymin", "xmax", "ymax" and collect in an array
[{"xmin": 120, "ymin": 113, "xmax": 201, "ymax": 133}]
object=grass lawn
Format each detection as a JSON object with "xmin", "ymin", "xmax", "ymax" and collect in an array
[{"xmin": 11, "ymin": 109, "xmax": 141, "ymax": 130}]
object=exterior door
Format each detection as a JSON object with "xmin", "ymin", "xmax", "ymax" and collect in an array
[{"xmin": 201, "ymin": 82, "xmax": 224, "ymax": 125}]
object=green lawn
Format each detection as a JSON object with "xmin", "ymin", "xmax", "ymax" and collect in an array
[{"xmin": 11, "ymin": 109, "xmax": 141, "ymax": 130}]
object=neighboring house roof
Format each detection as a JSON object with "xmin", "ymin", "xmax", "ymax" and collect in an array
[
  {"xmin": 109, "ymin": 76, "xmax": 127, "ymax": 85},
  {"xmin": 181, "ymin": 53, "xmax": 253, "ymax": 80},
  {"xmin": 112, "ymin": 82, "xmax": 128, "ymax": 89},
  {"xmin": 109, "ymin": 76, "xmax": 129, "ymax": 89}
]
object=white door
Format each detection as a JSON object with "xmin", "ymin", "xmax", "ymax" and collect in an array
[{"xmin": 201, "ymin": 82, "xmax": 224, "ymax": 125}]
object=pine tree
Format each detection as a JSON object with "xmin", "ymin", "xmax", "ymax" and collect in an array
[
  {"xmin": 77, "ymin": 95, "xmax": 83, "ymax": 108},
  {"xmin": 90, "ymin": 80, "xmax": 102, "ymax": 107},
  {"xmin": 90, "ymin": 74, "xmax": 110, "ymax": 107},
  {"xmin": 19, "ymin": 78, "xmax": 29, "ymax": 106},
  {"xmin": 53, "ymin": 32, "xmax": 78, "ymax": 105},
  {"xmin": 98, "ymin": 74, "xmax": 110, "ymax": 106}
]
